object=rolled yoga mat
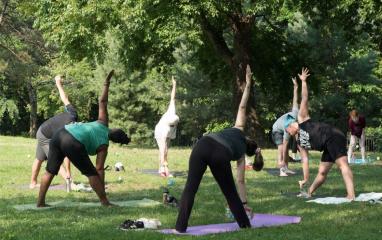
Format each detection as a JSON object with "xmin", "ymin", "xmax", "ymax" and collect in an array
[
  {"xmin": 13, "ymin": 198, "xmax": 161, "ymax": 211},
  {"xmin": 160, "ymin": 213, "xmax": 301, "ymax": 236}
]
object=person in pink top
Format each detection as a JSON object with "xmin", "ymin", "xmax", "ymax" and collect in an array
[{"xmin": 347, "ymin": 110, "xmax": 366, "ymax": 162}]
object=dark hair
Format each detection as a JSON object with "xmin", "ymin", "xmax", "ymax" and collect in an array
[
  {"xmin": 252, "ymin": 152, "xmax": 264, "ymax": 171},
  {"xmin": 245, "ymin": 138, "xmax": 258, "ymax": 156},
  {"xmin": 109, "ymin": 128, "xmax": 130, "ymax": 145}
]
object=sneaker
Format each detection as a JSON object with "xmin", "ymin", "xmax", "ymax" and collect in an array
[
  {"xmin": 119, "ymin": 219, "xmax": 144, "ymax": 230},
  {"xmin": 279, "ymin": 167, "xmax": 288, "ymax": 177},
  {"xmin": 284, "ymin": 167, "xmax": 296, "ymax": 175},
  {"xmin": 137, "ymin": 218, "xmax": 161, "ymax": 229},
  {"xmin": 296, "ymin": 190, "xmax": 311, "ymax": 198}
]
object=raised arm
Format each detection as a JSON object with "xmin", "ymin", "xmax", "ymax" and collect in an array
[
  {"xmin": 170, "ymin": 76, "xmax": 176, "ymax": 102},
  {"xmin": 98, "ymin": 70, "xmax": 114, "ymax": 125},
  {"xmin": 297, "ymin": 68, "xmax": 310, "ymax": 123},
  {"xmin": 166, "ymin": 76, "xmax": 177, "ymax": 114},
  {"xmin": 234, "ymin": 65, "xmax": 252, "ymax": 130},
  {"xmin": 292, "ymin": 77, "xmax": 298, "ymax": 110},
  {"xmin": 55, "ymin": 75, "xmax": 70, "ymax": 106}
]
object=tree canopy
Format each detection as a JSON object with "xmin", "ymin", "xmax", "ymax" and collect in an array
[{"xmin": 0, "ymin": 0, "xmax": 381, "ymax": 145}]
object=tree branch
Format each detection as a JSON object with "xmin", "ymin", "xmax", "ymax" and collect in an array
[
  {"xmin": 199, "ymin": 14, "xmax": 234, "ymax": 67},
  {"xmin": 0, "ymin": 0, "xmax": 9, "ymax": 26},
  {"xmin": 0, "ymin": 42, "xmax": 25, "ymax": 62}
]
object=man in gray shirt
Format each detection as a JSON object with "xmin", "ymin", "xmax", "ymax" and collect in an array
[{"xmin": 271, "ymin": 77, "xmax": 299, "ymax": 176}]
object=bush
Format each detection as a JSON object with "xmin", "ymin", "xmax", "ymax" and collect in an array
[{"xmin": 365, "ymin": 127, "xmax": 382, "ymax": 152}]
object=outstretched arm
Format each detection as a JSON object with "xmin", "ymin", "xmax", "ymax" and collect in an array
[
  {"xmin": 297, "ymin": 68, "xmax": 310, "ymax": 123},
  {"xmin": 234, "ymin": 65, "xmax": 252, "ymax": 130},
  {"xmin": 236, "ymin": 157, "xmax": 247, "ymax": 203},
  {"xmin": 166, "ymin": 76, "xmax": 177, "ymax": 114},
  {"xmin": 55, "ymin": 75, "xmax": 70, "ymax": 106},
  {"xmin": 292, "ymin": 77, "xmax": 298, "ymax": 110},
  {"xmin": 98, "ymin": 70, "xmax": 114, "ymax": 126},
  {"xmin": 170, "ymin": 76, "xmax": 176, "ymax": 102}
]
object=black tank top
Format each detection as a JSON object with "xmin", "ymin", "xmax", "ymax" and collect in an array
[
  {"xmin": 298, "ymin": 119, "xmax": 333, "ymax": 151},
  {"xmin": 206, "ymin": 128, "xmax": 246, "ymax": 160}
]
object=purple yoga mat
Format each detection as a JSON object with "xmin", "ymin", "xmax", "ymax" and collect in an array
[{"xmin": 160, "ymin": 213, "xmax": 301, "ymax": 236}]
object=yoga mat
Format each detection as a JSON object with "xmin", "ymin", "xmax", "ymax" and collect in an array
[
  {"xmin": 349, "ymin": 158, "xmax": 375, "ymax": 165},
  {"xmin": 263, "ymin": 168, "xmax": 301, "ymax": 176},
  {"xmin": 137, "ymin": 169, "xmax": 187, "ymax": 177},
  {"xmin": 13, "ymin": 198, "xmax": 161, "ymax": 211},
  {"xmin": 16, "ymin": 184, "xmax": 66, "ymax": 190},
  {"xmin": 280, "ymin": 190, "xmax": 327, "ymax": 198},
  {"xmin": 160, "ymin": 213, "xmax": 301, "ymax": 236},
  {"xmin": 307, "ymin": 192, "xmax": 382, "ymax": 205}
]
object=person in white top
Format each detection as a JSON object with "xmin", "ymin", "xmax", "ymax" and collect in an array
[{"xmin": 154, "ymin": 76, "xmax": 180, "ymax": 177}]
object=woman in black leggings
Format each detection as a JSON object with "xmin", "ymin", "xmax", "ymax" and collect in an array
[
  {"xmin": 37, "ymin": 70, "xmax": 130, "ymax": 207},
  {"xmin": 175, "ymin": 65, "xmax": 263, "ymax": 233}
]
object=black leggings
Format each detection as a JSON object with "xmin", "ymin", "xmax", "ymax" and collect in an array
[
  {"xmin": 175, "ymin": 136, "xmax": 251, "ymax": 232},
  {"xmin": 46, "ymin": 128, "xmax": 98, "ymax": 177}
]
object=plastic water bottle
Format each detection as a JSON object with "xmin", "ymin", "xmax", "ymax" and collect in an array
[
  {"xmin": 167, "ymin": 177, "xmax": 175, "ymax": 187},
  {"xmin": 65, "ymin": 178, "xmax": 71, "ymax": 193},
  {"xmin": 225, "ymin": 207, "xmax": 234, "ymax": 220}
]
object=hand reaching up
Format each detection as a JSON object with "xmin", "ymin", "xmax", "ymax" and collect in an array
[{"xmin": 298, "ymin": 67, "xmax": 310, "ymax": 82}]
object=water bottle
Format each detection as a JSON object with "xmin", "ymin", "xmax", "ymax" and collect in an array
[
  {"xmin": 118, "ymin": 176, "xmax": 123, "ymax": 183},
  {"xmin": 225, "ymin": 207, "xmax": 234, "ymax": 220},
  {"xmin": 167, "ymin": 177, "xmax": 175, "ymax": 187},
  {"xmin": 65, "ymin": 178, "xmax": 71, "ymax": 193}
]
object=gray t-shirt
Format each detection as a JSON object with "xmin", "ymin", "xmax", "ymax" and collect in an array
[{"xmin": 272, "ymin": 107, "xmax": 298, "ymax": 141}]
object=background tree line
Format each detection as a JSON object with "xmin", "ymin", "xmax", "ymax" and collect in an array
[{"xmin": 1, "ymin": 0, "xmax": 381, "ymax": 147}]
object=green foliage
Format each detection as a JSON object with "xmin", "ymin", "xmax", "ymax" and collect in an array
[
  {"xmin": 365, "ymin": 127, "xmax": 382, "ymax": 152},
  {"xmin": 1, "ymin": 136, "xmax": 382, "ymax": 240},
  {"xmin": 2, "ymin": 0, "xmax": 382, "ymax": 146},
  {"xmin": 0, "ymin": 99, "xmax": 19, "ymax": 123},
  {"xmin": 204, "ymin": 121, "xmax": 232, "ymax": 134}
]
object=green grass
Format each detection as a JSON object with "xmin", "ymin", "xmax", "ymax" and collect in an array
[{"xmin": 1, "ymin": 135, "xmax": 382, "ymax": 240}]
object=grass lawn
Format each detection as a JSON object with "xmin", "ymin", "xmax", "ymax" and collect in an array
[{"xmin": 1, "ymin": 135, "xmax": 382, "ymax": 240}]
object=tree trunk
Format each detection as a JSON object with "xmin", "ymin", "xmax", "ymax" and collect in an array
[
  {"xmin": 200, "ymin": 12, "xmax": 266, "ymax": 144},
  {"xmin": 230, "ymin": 16, "xmax": 266, "ymax": 143},
  {"xmin": 26, "ymin": 79, "xmax": 37, "ymax": 137}
]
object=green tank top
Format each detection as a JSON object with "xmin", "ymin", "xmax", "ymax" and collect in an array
[{"xmin": 65, "ymin": 121, "xmax": 109, "ymax": 155}]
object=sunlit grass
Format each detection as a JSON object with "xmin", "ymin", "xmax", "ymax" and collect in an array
[{"xmin": 1, "ymin": 135, "xmax": 382, "ymax": 240}]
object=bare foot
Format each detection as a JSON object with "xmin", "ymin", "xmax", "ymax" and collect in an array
[
  {"xmin": 37, "ymin": 203, "xmax": 51, "ymax": 208},
  {"xmin": 346, "ymin": 195, "xmax": 355, "ymax": 201},
  {"xmin": 101, "ymin": 201, "xmax": 117, "ymax": 207},
  {"xmin": 29, "ymin": 183, "xmax": 40, "ymax": 189}
]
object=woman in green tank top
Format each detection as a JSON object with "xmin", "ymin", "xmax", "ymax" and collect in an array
[{"xmin": 37, "ymin": 70, "xmax": 130, "ymax": 207}]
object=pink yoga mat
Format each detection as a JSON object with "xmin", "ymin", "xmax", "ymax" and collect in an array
[{"xmin": 160, "ymin": 213, "xmax": 301, "ymax": 236}]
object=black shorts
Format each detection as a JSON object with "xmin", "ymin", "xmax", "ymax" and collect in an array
[
  {"xmin": 321, "ymin": 130, "xmax": 347, "ymax": 163},
  {"xmin": 46, "ymin": 128, "xmax": 98, "ymax": 177}
]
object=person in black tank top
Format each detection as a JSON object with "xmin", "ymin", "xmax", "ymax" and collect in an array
[
  {"xmin": 30, "ymin": 75, "xmax": 77, "ymax": 189},
  {"xmin": 175, "ymin": 65, "xmax": 264, "ymax": 233},
  {"xmin": 284, "ymin": 68, "xmax": 355, "ymax": 200}
]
